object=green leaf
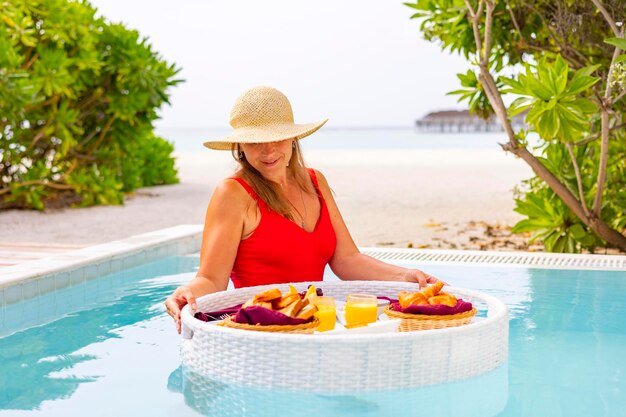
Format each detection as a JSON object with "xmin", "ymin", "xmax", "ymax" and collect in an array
[
  {"xmin": 508, "ymin": 97, "xmax": 534, "ymax": 116},
  {"xmin": 552, "ymin": 235, "xmax": 568, "ymax": 253},
  {"xmin": 565, "ymin": 67, "xmax": 601, "ymax": 96},
  {"xmin": 524, "ymin": 73, "xmax": 554, "ymax": 100},
  {"xmin": 576, "ymin": 64, "xmax": 601, "ymax": 77},
  {"xmin": 604, "ymin": 37, "xmax": 626, "ymax": 50},
  {"xmin": 447, "ymin": 89, "xmax": 473, "ymax": 96},
  {"xmin": 537, "ymin": 107, "xmax": 560, "ymax": 139},
  {"xmin": 556, "ymin": 111, "xmax": 584, "ymax": 142},
  {"xmin": 568, "ymin": 98, "xmax": 598, "ymax": 114},
  {"xmin": 500, "ymin": 76, "xmax": 526, "ymax": 95},
  {"xmin": 553, "ymin": 55, "xmax": 569, "ymax": 96},
  {"xmin": 569, "ymin": 224, "xmax": 587, "ymax": 240},
  {"xmin": 526, "ymin": 102, "xmax": 547, "ymax": 124}
]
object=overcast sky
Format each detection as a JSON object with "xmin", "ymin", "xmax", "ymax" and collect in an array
[{"xmin": 90, "ymin": 0, "xmax": 470, "ymax": 129}]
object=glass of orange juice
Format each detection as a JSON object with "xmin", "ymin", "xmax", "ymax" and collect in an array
[
  {"xmin": 345, "ymin": 294, "xmax": 378, "ymax": 327},
  {"xmin": 313, "ymin": 296, "xmax": 336, "ymax": 332}
]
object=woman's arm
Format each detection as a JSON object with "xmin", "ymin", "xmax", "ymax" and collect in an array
[
  {"xmin": 315, "ymin": 170, "xmax": 438, "ymax": 287},
  {"xmin": 164, "ymin": 179, "xmax": 250, "ymax": 332}
]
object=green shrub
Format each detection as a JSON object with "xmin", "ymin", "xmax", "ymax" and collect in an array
[{"xmin": 0, "ymin": 0, "xmax": 182, "ymax": 210}]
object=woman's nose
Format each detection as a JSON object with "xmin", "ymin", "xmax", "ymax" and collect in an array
[{"xmin": 259, "ymin": 142, "xmax": 276, "ymax": 153}]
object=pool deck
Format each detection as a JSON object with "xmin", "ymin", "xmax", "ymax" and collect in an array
[{"xmin": 0, "ymin": 242, "xmax": 86, "ymax": 267}]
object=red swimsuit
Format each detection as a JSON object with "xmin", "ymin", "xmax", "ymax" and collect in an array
[{"xmin": 229, "ymin": 169, "xmax": 337, "ymax": 288}]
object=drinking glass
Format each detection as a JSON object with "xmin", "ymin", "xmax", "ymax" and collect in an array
[
  {"xmin": 313, "ymin": 296, "xmax": 336, "ymax": 332},
  {"xmin": 345, "ymin": 294, "xmax": 378, "ymax": 327}
]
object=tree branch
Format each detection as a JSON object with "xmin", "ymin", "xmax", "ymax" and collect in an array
[
  {"xmin": 590, "ymin": 0, "xmax": 622, "ymax": 37},
  {"xmin": 614, "ymin": 89, "xmax": 626, "ymax": 104},
  {"xmin": 605, "ymin": 45, "xmax": 623, "ymax": 101},
  {"xmin": 504, "ymin": 0, "xmax": 523, "ymax": 40},
  {"xmin": 565, "ymin": 142, "xmax": 590, "ymax": 217},
  {"xmin": 593, "ymin": 109, "xmax": 610, "ymax": 215},
  {"xmin": 85, "ymin": 116, "xmax": 115, "ymax": 154},
  {"xmin": 0, "ymin": 180, "xmax": 74, "ymax": 196},
  {"xmin": 593, "ymin": 40, "xmax": 623, "ymax": 215},
  {"xmin": 465, "ymin": 0, "xmax": 483, "ymax": 59},
  {"xmin": 78, "ymin": 126, "xmax": 101, "ymax": 148},
  {"xmin": 23, "ymin": 96, "xmax": 57, "ymax": 113},
  {"xmin": 465, "ymin": 0, "xmax": 518, "ymax": 146},
  {"xmin": 483, "ymin": 1, "xmax": 495, "ymax": 65},
  {"xmin": 573, "ymin": 122, "xmax": 626, "ymax": 146},
  {"xmin": 21, "ymin": 52, "xmax": 39, "ymax": 71},
  {"xmin": 524, "ymin": 43, "xmax": 558, "ymax": 54}
]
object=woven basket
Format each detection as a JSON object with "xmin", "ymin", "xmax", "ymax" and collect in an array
[
  {"xmin": 384, "ymin": 305, "xmax": 477, "ymax": 331},
  {"xmin": 181, "ymin": 281, "xmax": 508, "ymax": 392},
  {"xmin": 220, "ymin": 315, "xmax": 320, "ymax": 334}
]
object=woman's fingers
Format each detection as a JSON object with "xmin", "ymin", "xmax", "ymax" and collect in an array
[
  {"xmin": 165, "ymin": 286, "xmax": 197, "ymax": 333},
  {"xmin": 416, "ymin": 272, "xmax": 428, "ymax": 288},
  {"xmin": 424, "ymin": 273, "xmax": 448, "ymax": 286},
  {"xmin": 164, "ymin": 296, "xmax": 179, "ymax": 319},
  {"xmin": 175, "ymin": 315, "xmax": 181, "ymax": 334},
  {"xmin": 406, "ymin": 270, "xmax": 445, "ymax": 287},
  {"xmin": 186, "ymin": 294, "xmax": 197, "ymax": 311},
  {"xmin": 175, "ymin": 286, "xmax": 196, "ymax": 310}
]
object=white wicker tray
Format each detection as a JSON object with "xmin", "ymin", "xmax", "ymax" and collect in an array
[{"xmin": 180, "ymin": 281, "xmax": 508, "ymax": 392}]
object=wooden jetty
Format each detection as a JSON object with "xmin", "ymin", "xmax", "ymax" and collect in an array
[{"xmin": 416, "ymin": 109, "xmax": 526, "ymax": 133}]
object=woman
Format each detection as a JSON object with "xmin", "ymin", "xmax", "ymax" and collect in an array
[{"xmin": 165, "ymin": 86, "xmax": 438, "ymax": 333}]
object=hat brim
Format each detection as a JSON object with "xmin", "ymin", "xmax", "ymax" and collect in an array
[{"xmin": 202, "ymin": 119, "xmax": 328, "ymax": 150}]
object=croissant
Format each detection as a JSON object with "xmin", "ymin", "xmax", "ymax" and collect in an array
[
  {"xmin": 398, "ymin": 291, "xmax": 428, "ymax": 309},
  {"xmin": 241, "ymin": 287, "xmax": 319, "ymax": 319},
  {"xmin": 397, "ymin": 282, "xmax": 458, "ymax": 308},
  {"xmin": 421, "ymin": 281, "xmax": 444, "ymax": 299},
  {"xmin": 427, "ymin": 293, "xmax": 457, "ymax": 307}
]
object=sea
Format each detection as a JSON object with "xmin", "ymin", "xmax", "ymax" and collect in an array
[{"xmin": 155, "ymin": 127, "xmax": 526, "ymax": 153}]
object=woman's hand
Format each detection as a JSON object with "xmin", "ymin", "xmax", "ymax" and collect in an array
[
  {"xmin": 401, "ymin": 269, "xmax": 441, "ymax": 288},
  {"xmin": 164, "ymin": 286, "xmax": 197, "ymax": 334}
]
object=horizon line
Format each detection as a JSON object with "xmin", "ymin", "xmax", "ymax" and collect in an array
[{"xmin": 156, "ymin": 125, "xmax": 423, "ymax": 131}]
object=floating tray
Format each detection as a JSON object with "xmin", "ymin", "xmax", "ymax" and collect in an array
[{"xmin": 180, "ymin": 280, "xmax": 508, "ymax": 392}]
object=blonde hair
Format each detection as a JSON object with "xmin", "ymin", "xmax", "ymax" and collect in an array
[{"xmin": 231, "ymin": 141, "xmax": 313, "ymax": 219}]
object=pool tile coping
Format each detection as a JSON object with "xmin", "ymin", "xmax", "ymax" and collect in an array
[{"xmin": 362, "ymin": 247, "xmax": 626, "ymax": 270}]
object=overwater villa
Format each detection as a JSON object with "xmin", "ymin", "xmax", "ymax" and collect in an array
[{"xmin": 416, "ymin": 109, "xmax": 527, "ymax": 132}]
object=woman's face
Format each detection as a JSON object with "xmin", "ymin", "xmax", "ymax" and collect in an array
[{"xmin": 240, "ymin": 140, "xmax": 293, "ymax": 178}]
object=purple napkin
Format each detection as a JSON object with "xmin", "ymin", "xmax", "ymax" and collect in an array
[
  {"xmin": 194, "ymin": 304, "xmax": 242, "ymax": 322},
  {"xmin": 390, "ymin": 298, "xmax": 473, "ymax": 315},
  {"xmin": 232, "ymin": 305, "xmax": 312, "ymax": 325}
]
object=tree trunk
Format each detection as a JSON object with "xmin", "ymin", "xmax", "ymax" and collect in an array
[{"xmin": 501, "ymin": 143, "xmax": 626, "ymax": 251}]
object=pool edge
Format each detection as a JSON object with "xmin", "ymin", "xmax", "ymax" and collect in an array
[
  {"xmin": 0, "ymin": 224, "xmax": 204, "ymax": 306},
  {"xmin": 2, "ymin": 226, "xmax": 626, "ymax": 307}
]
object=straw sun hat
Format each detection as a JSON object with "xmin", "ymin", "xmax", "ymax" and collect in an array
[{"xmin": 203, "ymin": 86, "xmax": 328, "ymax": 150}]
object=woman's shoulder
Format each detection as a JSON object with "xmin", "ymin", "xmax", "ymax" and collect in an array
[
  {"xmin": 309, "ymin": 168, "xmax": 330, "ymax": 189},
  {"xmin": 210, "ymin": 177, "xmax": 253, "ymax": 206}
]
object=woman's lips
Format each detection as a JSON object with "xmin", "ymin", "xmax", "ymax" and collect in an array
[{"xmin": 261, "ymin": 158, "xmax": 279, "ymax": 167}]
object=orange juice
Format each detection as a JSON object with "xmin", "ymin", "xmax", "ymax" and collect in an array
[
  {"xmin": 345, "ymin": 294, "xmax": 378, "ymax": 327},
  {"xmin": 314, "ymin": 306, "xmax": 336, "ymax": 332},
  {"xmin": 313, "ymin": 296, "xmax": 336, "ymax": 332}
]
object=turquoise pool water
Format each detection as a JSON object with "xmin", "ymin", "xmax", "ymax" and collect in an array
[{"xmin": 1, "ymin": 256, "xmax": 625, "ymax": 417}]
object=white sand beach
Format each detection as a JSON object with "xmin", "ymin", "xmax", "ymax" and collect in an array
[{"xmin": 0, "ymin": 147, "xmax": 534, "ymax": 255}]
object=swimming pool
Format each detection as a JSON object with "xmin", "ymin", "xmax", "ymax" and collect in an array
[{"xmin": 1, "ymin": 250, "xmax": 625, "ymax": 416}]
